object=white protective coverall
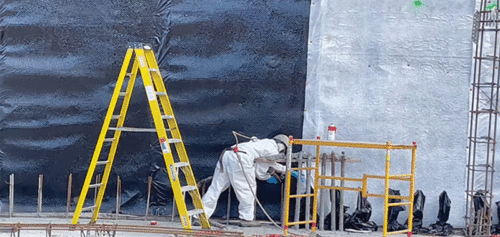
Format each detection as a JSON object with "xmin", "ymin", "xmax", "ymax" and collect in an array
[
  {"xmin": 201, "ymin": 138, "xmax": 281, "ymax": 221},
  {"xmin": 255, "ymin": 160, "xmax": 286, "ymax": 181}
]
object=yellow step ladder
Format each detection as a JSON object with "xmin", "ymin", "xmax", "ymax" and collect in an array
[{"xmin": 71, "ymin": 43, "xmax": 210, "ymax": 229}]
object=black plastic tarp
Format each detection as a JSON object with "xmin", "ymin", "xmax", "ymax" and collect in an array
[{"xmin": 0, "ymin": 0, "xmax": 310, "ymax": 217}]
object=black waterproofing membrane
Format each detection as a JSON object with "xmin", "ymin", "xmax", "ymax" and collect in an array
[
  {"xmin": 405, "ymin": 190, "xmax": 425, "ymax": 233},
  {"xmin": 425, "ymin": 190, "xmax": 453, "ymax": 236},
  {"xmin": 323, "ymin": 189, "xmax": 350, "ymax": 230},
  {"xmin": 0, "ymin": 0, "xmax": 310, "ymax": 218},
  {"xmin": 387, "ymin": 189, "xmax": 406, "ymax": 232},
  {"xmin": 492, "ymin": 201, "xmax": 500, "ymax": 234},
  {"xmin": 344, "ymin": 191, "xmax": 377, "ymax": 232}
]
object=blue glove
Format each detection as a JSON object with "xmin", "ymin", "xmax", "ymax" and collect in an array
[
  {"xmin": 291, "ymin": 171, "xmax": 299, "ymax": 179},
  {"xmin": 267, "ymin": 176, "xmax": 278, "ymax": 184}
]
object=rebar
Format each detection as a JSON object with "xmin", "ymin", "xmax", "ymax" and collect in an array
[
  {"xmin": 67, "ymin": 174, "xmax": 73, "ymax": 218},
  {"xmin": 9, "ymin": 174, "xmax": 14, "ymax": 218},
  {"xmin": 0, "ymin": 223, "xmax": 244, "ymax": 237},
  {"xmin": 145, "ymin": 176, "xmax": 152, "ymax": 220},
  {"xmin": 116, "ymin": 176, "xmax": 121, "ymax": 220},
  {"xmin": 465, "ymin": 0, "xmax": 500, "ymax": 236}
]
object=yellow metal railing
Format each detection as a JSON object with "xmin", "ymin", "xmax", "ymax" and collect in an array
[{"xmin": 283, "ymin": 138, "xmax": 417, "ymax": 237}]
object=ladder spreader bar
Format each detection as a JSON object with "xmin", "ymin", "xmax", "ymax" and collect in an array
[
  {"xmin": 181, "ymin": 186, "xmax": 197, "ymax": 192},
  {"xmin": 187, "ymin": 209, "xmax": 204, "ymax": 216},
  {"xmin": 109, "ymin": 127, "xmax": 170, "ymax": 133},
  {"xmin": 81, "ymin": 206, "xmax": 96, "ymax": 212},
  {"xmin": 174, "ymin": 162, "xmax": 190, "ymax": 168}
]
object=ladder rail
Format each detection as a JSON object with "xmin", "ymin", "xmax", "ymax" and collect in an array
[
  {"xmin": 144, "ymin": 50, "xmax": 200, "ymax": 188},
  {"xmin": 144, "ymin": 52, "xmax": 199, "ymax": 177},
  {"xmin": 91, "ymin": 57, "xmax": 140, "ymax": 223},
  {"xmin": 144, "ymin": 50, "xmax": 210, "ymax": 227},
  {"xmin": 72, "ymin": 48, "xmax": 135, "ymax": 225},
  {"xmin": 135, "ymin": 48, "xmax": 191, "ymax": 228}
]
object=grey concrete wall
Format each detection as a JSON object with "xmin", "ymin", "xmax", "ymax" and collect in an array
[{"xmin": 303, "ymin": 0, "xmax": 474, "ymax": 227}]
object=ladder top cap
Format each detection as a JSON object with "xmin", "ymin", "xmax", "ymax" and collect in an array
[{"xmin": 127, "ymin": 42, "xmax": 153, "ymax": 50}]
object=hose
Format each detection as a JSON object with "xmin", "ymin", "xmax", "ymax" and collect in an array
[{"xmin": 231, "ymin": 131, "xmax": 303, "ymax": 235}]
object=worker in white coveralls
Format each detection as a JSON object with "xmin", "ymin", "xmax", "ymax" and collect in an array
[{"xmin": 201, "ymin": 134, "xmax": 290, "ymax": 227}]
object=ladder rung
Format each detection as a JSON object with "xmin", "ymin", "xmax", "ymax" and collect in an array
[
  {"xmin": 81, "ymin": 206, "xmax": 96, "ymax": 212},
  {"xmin": 118, "ymin": 92, "xmax": 127, "ymax": 96},
  {"xmin": 161, "ymin": 115, "xmax": 173, "ymax": 120},
  {"xmin": 104, "ymin": 138, "xmax": 115, "ymax": 142},
  {"xmin": 169, "ymin": 139, "xmax": 182, "ymax": 144},
  {"xmin": 156, "ymin": 92, "xmax": 167, "ymax": 96},
  {"xmin": 174, "ymin": 162, "xmax": 190, "ymax": 168},
  {"xmin": 126, "ymin": 73, "xmax": 132, "ymax": 77},
  {"xmin": 89, "ymin": 183, "xmax": 103, "ymax": 189},
  {"xmin": 181, "ymin": 185, "xmax": 197, "ymax": 192},
  {"xmin": 96, "ymin": 161, "xmax": 108, "ymax": 165},
  {"xmin": 388, "ymin": 202, "xmax": 412, "ymax": 207},
  {"xmin": 111, "ymin": 115, "xmax": 121, "ymax": 120},
  {"xmin": 187, "ymin": 209, "xmax": 205, "ymax": 216},
  {"xmin": 149, "ymin": 68, "xmax": 159, "ymax": 73},
  {"xmin": 109, "ymin": 127, "xmax": 170, "ymax": 133}
]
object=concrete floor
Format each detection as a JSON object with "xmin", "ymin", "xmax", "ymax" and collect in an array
[{"xmin": 0, "ymin": 214, "xmax": 464, "ymax": 237}]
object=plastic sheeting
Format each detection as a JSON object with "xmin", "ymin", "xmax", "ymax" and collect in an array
[
  {"xmin": 0, "ymin": 0, "xmax": 310, "ymax": 217},
  {"xmin": 304, "ymin": 0, "xmax": 474, "ymax": 227}
]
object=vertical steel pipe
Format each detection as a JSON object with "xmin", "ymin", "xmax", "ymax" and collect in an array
[
  {"xmin": 294, "ymin": 152, "xmax": 303, "ymax": 230},
  {"xmin": 305, "ymin": 154, "xmax": 312, "ymax": 230},
  {"xmin": 38, "ymin": 174, "xmax": 43, "ymax": 216},
  {"xmin": 339, "ymin": 152, "xmax": 345, "ymax": 232},
  {"xmin": 330, "ymin": 151, "xmax": 337, "ymax": 231},
  {"xmin": 9, "ymin": 174, "xmax": 14, "ymax": 218},
  {"xmin": 318, "ymin": 153, "xmax": 327, "ymax": 230}
]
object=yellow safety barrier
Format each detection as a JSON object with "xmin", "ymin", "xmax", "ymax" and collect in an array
[{"xmin": 283, "ymin": 138, "xmax": 416, "ymax": 237}]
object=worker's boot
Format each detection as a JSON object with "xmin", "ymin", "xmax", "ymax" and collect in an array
[{"xmin": 239, "ymin": 219, "xmax": 261, "ymax": 227}]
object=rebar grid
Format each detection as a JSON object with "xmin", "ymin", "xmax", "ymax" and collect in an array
[{"xmin": 466, "ymin": 0, "xmax": 500, "ymax": 236}]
